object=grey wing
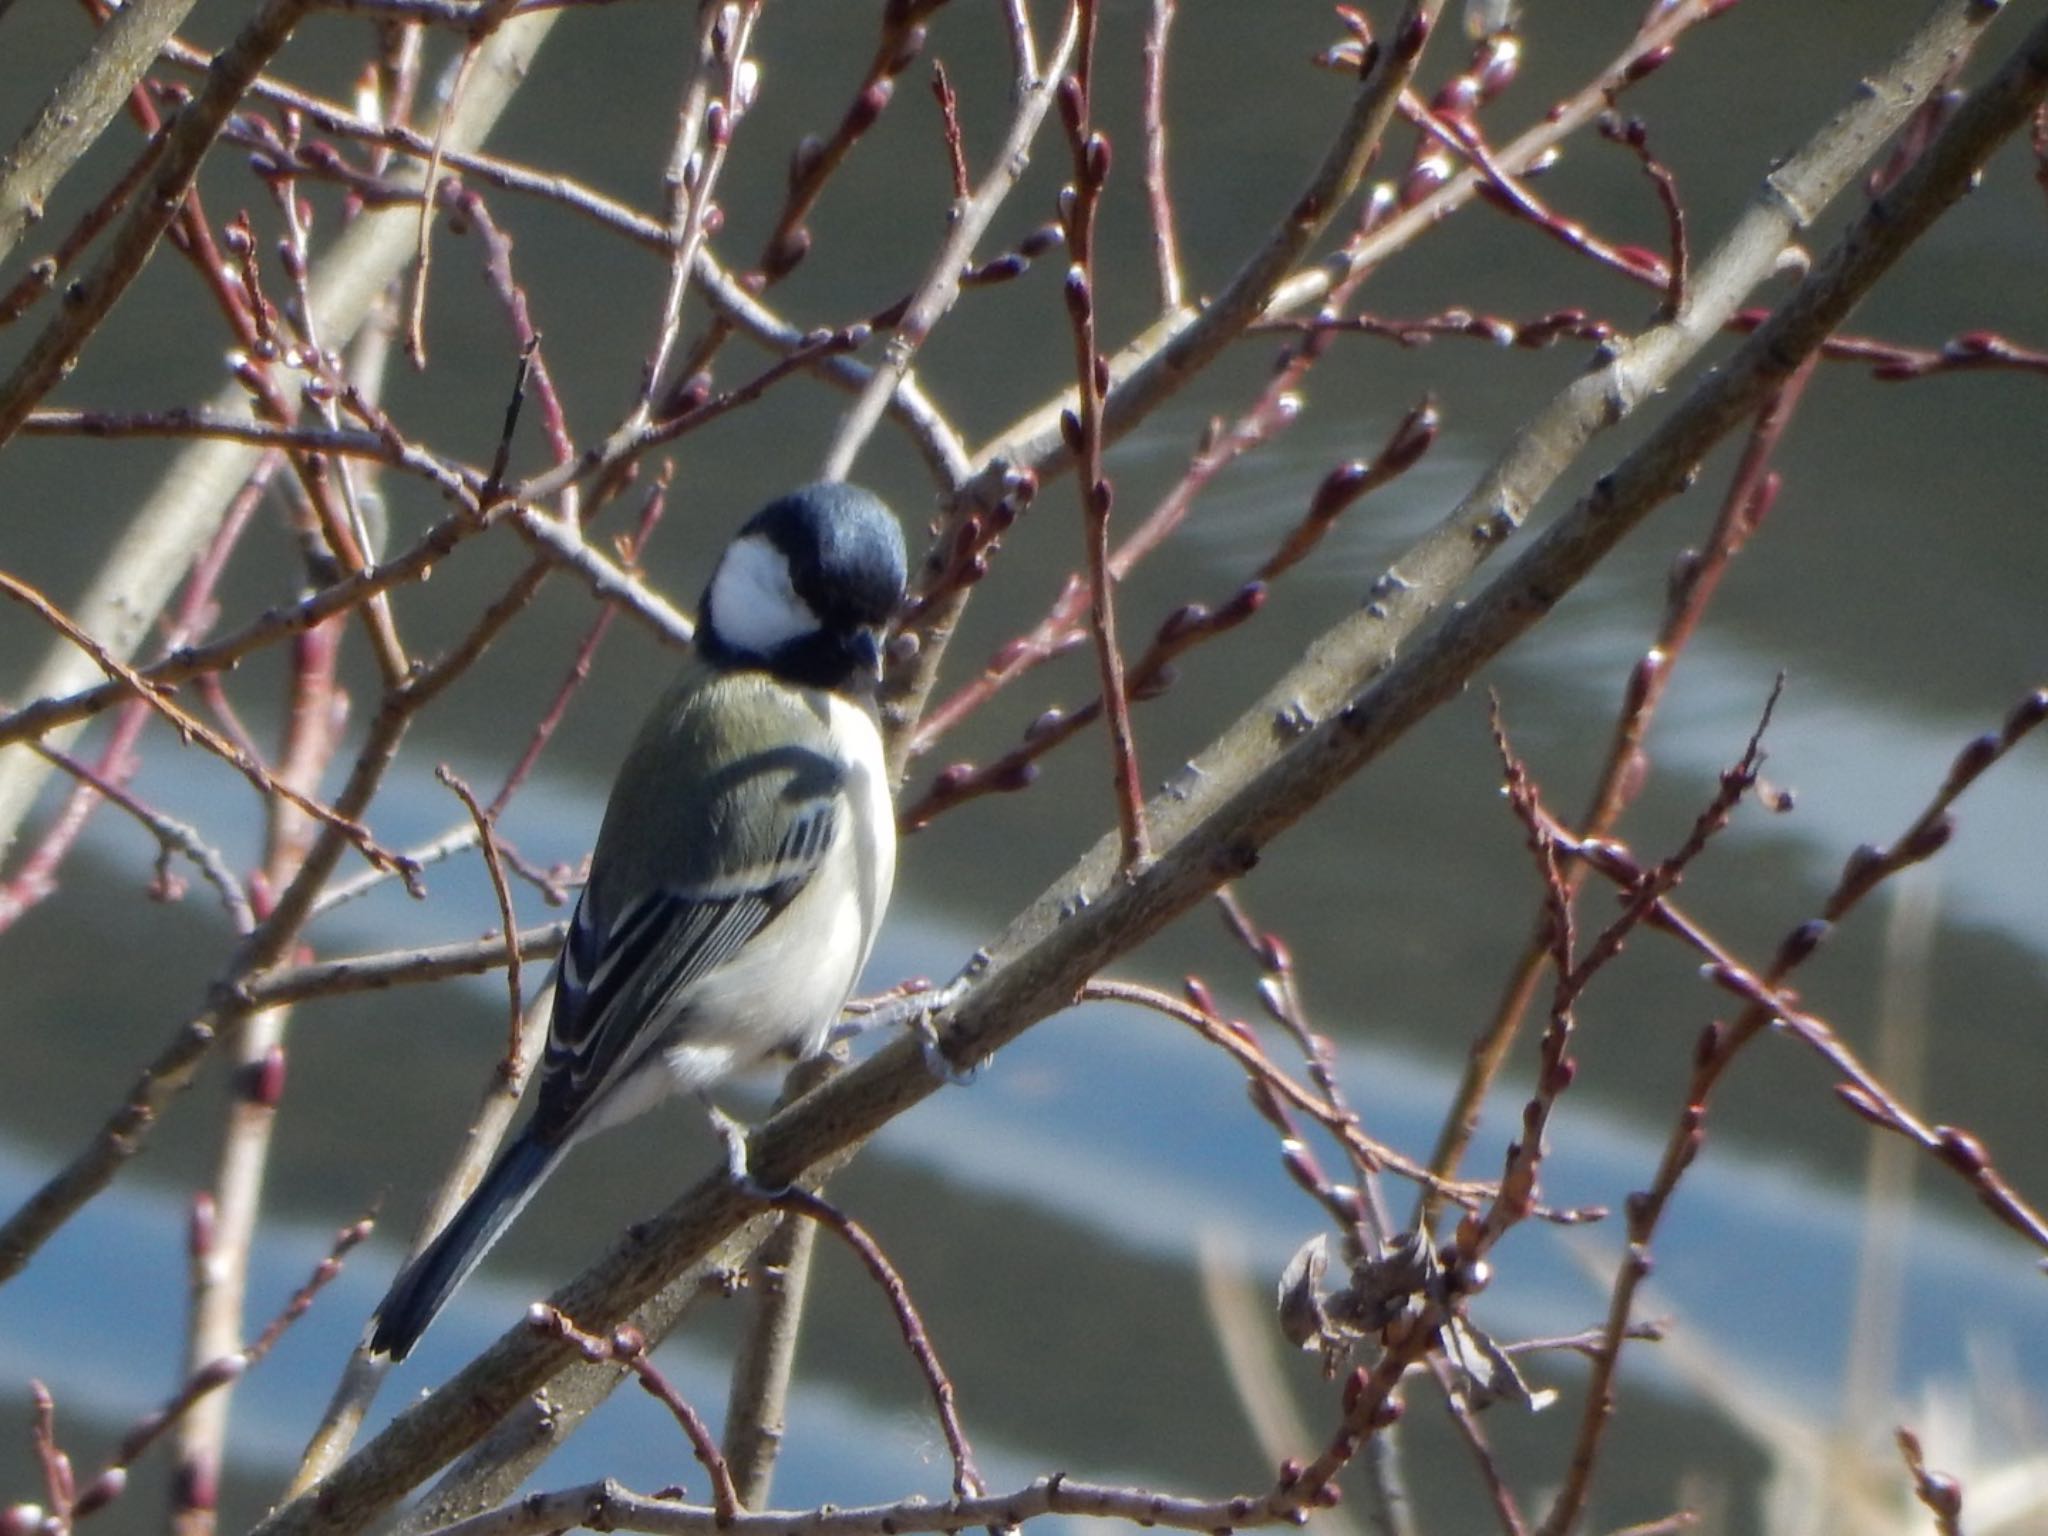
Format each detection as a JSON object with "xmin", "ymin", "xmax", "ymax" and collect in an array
[{"xmin": 529, "ymin": 765, "xmax": 842, "ymax": 1145}]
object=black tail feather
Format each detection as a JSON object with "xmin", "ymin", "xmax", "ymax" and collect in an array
[{"xmin": 368, "ymin": 1132, "xmax": 558, "ymax": 1361}]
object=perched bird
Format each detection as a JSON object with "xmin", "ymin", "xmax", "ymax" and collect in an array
[{"xmin": 369, "ymin": 482, "xmax": 906, "ymax": 1361}]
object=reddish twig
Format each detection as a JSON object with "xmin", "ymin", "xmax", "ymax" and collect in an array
[
  {"xmin": 0, "ymin": 569, "xmax": 415, "ymax": 884},
  {"xmin": 1212, "ymin": 889, "xmax": 1394, "ymax": 1256},
  {"xmin": 1056, "ymin": 12, "xmax": 1148, "ymax": 870},
  {"xmin": 488, "ymin": 473, "xmax": 671, "ymax": 821},
  {"xmin": 62, "ymin": 1217, "xmax": 374, "ymax": 1526},
  {"xmin": 907, "ymin": 155, "xmax": 1422, "ymax": 769},
  {"xmin": 0, "ymin": 497, "xmax": 500, "ymax": 753},
  {"xmin": 754, "ymin": 1, "xmax": 943, "ymax": 287},
  {"xmin": 930, "ymin": 62, "xmax": 969, "ymax": 202},
  {"xmin": 399, "ymin": 0, "xmax": 529, "ymax": 366},
  {"xmin": 772, "ymin": 1188, "xmax": 984, "ymax": 1502},
  {"xmin": 1532, "ymin": 683, "xmax": 2048, "ymax": 1536},
  {"xmin": 0, "ymin": 125, "xmax": 169, "ymax": 324},
  {"xmin": 1262, "ymin": 397, "xmax": 1439, "ymax": 582},
  {"xmin": 528, "ymin": 1307, "xmax": 741, "ymax": 1524},
  {"xmin": 438, "ymin": 767, "xmax": 524, "ymax": 1069},
  {"xmin": 1597, "ymin": 112, "xmax": 1688, "ymax": 316},
  {"xmin": 1407, "ymin": 91, "xmax": 1670, "ymax": 288},
  {"xmin": 1078, "ymin": 979, "xmax": 1567, "ymax": 1219},
  {"xmin": 443, "ymin": 182, "xmax": 574, "ymax": 469},
  {"xmin": 1429, "ymin": 1352, "xmax": 1527, "ymax": 1536},
  {"xmin": 27, "ymin": 1381, "xmax": 74, "ymax": 1530},
  {"xmin": 1895, "ymin": 1427, "xmax": 1964, "ymax": 1536},
  {"xmin": 1422, "ymin": 358, "xmax": 1810, "ymax": 1219},
  {"xmin": 0, "ymin": 695, "xmax": 157, "ymax": 934},
  {"xmin": 903, "ymin": 579, "xmax": 1263, "ymax": 828},
  {"xmin": 1732, "ymin": 310, "xmax": 2048, "ymax": 380},
  {"xmin": 20, "ymin": 737, "xmax": 255, "ymax": 932},
  {"xmin": 903, "ymin": 384, "xmax": 1436, "ymax": 828}
]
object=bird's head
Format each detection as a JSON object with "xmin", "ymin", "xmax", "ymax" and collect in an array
[{"xmin": 697, "ymin": 482, "xmax": 908, "ymax": 695}]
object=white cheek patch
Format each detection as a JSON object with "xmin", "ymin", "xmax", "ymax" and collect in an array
[{"xmin": 707, "ymin": 533, "xmax": 820, "ymax": 656}]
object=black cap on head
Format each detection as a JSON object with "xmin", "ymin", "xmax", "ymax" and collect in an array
[
  {"xmin": 700, "ymin": 482, "xmax": 907, "ymax": 695},
  {"xmin": 746, "ymin": 482, "xmax": 907, "ymax": 633}
]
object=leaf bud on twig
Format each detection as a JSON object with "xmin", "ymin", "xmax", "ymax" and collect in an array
[
  {"xmin": 247, "ymin": 1043, "xmax": 287, "ymax": 1106},
  {"xmin": 1156, "ymin": 602, "xmax": 1207, "ymax": 647},
  {"xmin": 1434, "ymin": 74, "xmax": 1481, "ymax": 123},
  {"xmin": 1056, "ymin": 75, "xmax": 1085, "ymax": 139},
  {"xmin": 1393, "ymin": 4, "xmax": 1433, "ymax": 59},
  {"xmin": 762, "ymin": 226, "xmax": 811, "ymax": 281},
  {"xmin": 788, "ymin": 134, "xmax": 824, "ymax": 189},
  {"xmin": 1947, "ymin": 731, "xmax": 2001, "ymax": 791},
  {"xmin": 1400, "ymin": 150, "xmax": 1453, "ymax": 207},
  {"xmin": 1773, "ymin": 918, "xmax": 1830, "ymax": 971},
  {"xmin": 1897, "ymin": 815, "xmax": 1953, "ymax": 865},
  {"xmin": 1062, "ymin": 265, "xmax": 1091, "ymax": 323},
  {"xmin": 731, "ymin": 60, "xmax": 760, "ymax": 117},
  {"xmin": 1382, "ymin": 395, "xmax": 1441, "ymax": 471},
  {"xmin": 1623, "ymin": 44, "xmax": 1674, "ymax": 83},
  {"xmin": 1475, "ymin": 34, "xmax": 1521, "ymax": 99},
  {"xmin": 849, "ymin": 79, "xmax": 893, "ymax": 134},
  {"xmin": 2004, "ymin": 688, "xmax": 2048, "ymax": 743},
  {"xmin": 888, "ymin": 25, "xmax": 927, "ymax": 76},
  {"xmin": 1016, "ymin": 222, "xmax": 1064, "ymax": 259},
  {"xmin": 990, "ymin": 759, "xmax": 1038, "ymax": 793},
  {"xmin": 1834, "ymin": 1081, "xmax": 1900, "ymax": 1129},
  {"xmin": 1836, "ymin": 842, "xmax": 1885, "ymax": 897},
  {"xmin": 1309, "ymin": 460, "xmax": 1371, "ymax": 524},
  {"xmin": 1219, "ymin": 582, "xmax": 1266, "ymax": 625},
  {"xmin": 1130, "ymin": 662, "xmax": 1174, "ymax": 701},
  {"xmin": 1934, "ymin": 1125, "xmax": 1988, "ymax": 1176},
  {"xmin": 1085, "ymin": 133, "xmax": 1111, "ymax": 187},
  {"xmin": 70, "ymin": 1469, "xmax": 125, "ymax": 1520}
]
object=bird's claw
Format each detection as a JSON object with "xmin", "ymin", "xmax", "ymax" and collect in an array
[
  {"xmin": 707, "ymin": 1104, "xmax": 791, "ymax": 1201},
  {"xmin": 914, "ymin": 1005, "xmax": 981, "ymax": 1086},
  {"xmin": 832, "ymin": 978, "xmax": 982, "ymax": 1084}
]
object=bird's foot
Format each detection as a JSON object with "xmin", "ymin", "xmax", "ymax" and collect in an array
[
  {"xmin": 912, "ymin": 1000, "xmax": 981, "ymax": 1087},
  {"xmin": 831, "ymin": 977, "xmax": 981, "ymax": 1084},
  {"xmin": 828, "ymin": 978, "xmax": 941, "ymax": 1044},
  {"xmin": 706, "ymin": 1103, "xmax": 791, "ymax": 1201}
]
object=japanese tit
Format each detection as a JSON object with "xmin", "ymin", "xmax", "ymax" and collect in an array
[{"xmin": 369, "ymin": 482, "xmax": 906, "ymax": 1361}]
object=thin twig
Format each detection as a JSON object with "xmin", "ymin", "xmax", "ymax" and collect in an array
[
  {"xmin": 243, "ymin": 11, "xmax": 2048, "ymax": 1530},
  {"xmin": 1056, "ymin": 10, "xmax": 1148, "ymax": 870},
  {"xmin": 818, "ymin": 3, "xmax": 1080, "ymax": 480},
  {"xmin": 529, "ymin": 1307, "xmax": 741, "ymax": 1525},
  {"xmin": 439, "ymin": 767, "xmax": 524, "ymax": 1066},
  {"xmin": 772, "ymin": 1189, "xmax": 984, "ymax": 1502},
  {"xmin": 65, "ymin": 1217, "xmax": 373, "ymax": 1526},
  {"xmin": 0, "ymin": 0, "xmax": 319, "ymax": 450},
  {"xmin": 1139, "ymin": 0, "xmax": 1182, "ymax": 311},
  {"xmin": 0, "ymin": 569, "xmax": 413, "ymax": 882}
]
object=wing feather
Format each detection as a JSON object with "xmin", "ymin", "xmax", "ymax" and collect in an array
[{"xmin": 532, "ymin": 776, "xmax": 841, "ymax": 1142}]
